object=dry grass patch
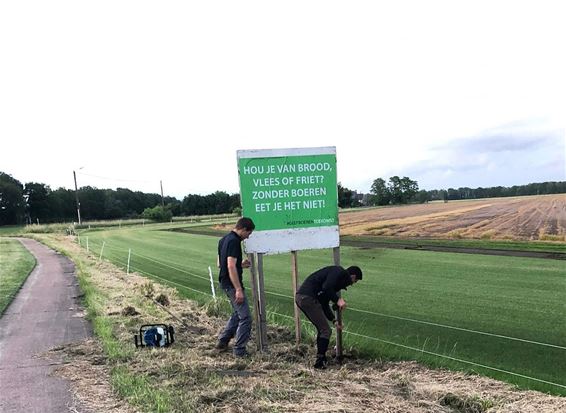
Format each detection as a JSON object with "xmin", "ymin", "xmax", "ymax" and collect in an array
[{"xmin": 47, "ymin": 340, "xmax": 137, "ymax": 413}]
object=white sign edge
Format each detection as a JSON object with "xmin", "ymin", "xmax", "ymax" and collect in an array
[
  {"xmin": 243, "ymin": 226, "xmax": 340, "ymax": 255},
  {"xmin": 237, "ymin": 146, "xmax": 336, "ymax": 159}
]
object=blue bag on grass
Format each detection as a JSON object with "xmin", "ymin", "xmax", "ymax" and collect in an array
[{"xmin": 134, "ymin": 324, "xmax": 175, "ymax": 348}]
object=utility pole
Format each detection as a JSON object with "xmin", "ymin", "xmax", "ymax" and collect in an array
[
  {"xmin": 73, "ymin": 170, "xmax": 82, "ymax": 225},
  {"xmin": 160, "ymin": 180, "xmax": 165, "ymax": 207}
]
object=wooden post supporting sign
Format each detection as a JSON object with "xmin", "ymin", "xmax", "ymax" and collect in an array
[
  {"xmin": 333, "ymin": 247, "xmax": 340, "ymax": 267},
  {"xmin": 248, "ymin": 253, "xmax": 262, "ymax": 351},
  {"xmin": 333, "ymin": 246, "xmax": 343, "ymax": 362},
  {"xmin": 291, "ymin": 251, "xmax": 301, "ymax": 346},
  {"xmin": 257, "ymin": 253, "xmax": 268, "ymax": 351}
]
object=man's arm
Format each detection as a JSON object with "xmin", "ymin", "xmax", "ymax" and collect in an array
[
  {"xmin": 227, "ymin": 256, "xmax": 245, "ymax": 304},
  {"xmin": 321, "ymin": 299, "xmax": 335, "ymax": 321}
]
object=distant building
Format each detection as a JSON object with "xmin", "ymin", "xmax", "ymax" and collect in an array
[{"xmin": 350, "ymin": 191, "xmax": 369, "ymax": 206}]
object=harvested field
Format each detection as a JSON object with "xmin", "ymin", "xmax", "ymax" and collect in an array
[{"xmin": 340, "ymin": 195, "xmax": 566, "ymax": 241}]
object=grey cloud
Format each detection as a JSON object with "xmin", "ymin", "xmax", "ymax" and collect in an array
[
  {"xmin": 404, "ymin": 155, "xmax": 492, "ymax": 177},
  {"xmin": 434, "ymin": 124, "xmax": 563, "ymax": 154},
  {"xmin": 399, "ymin": 120, "xmax": 565, "ymax": 189}
]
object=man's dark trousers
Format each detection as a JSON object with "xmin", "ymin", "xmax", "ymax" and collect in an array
[{"xmin": 295, "ymin": 293, "xmax": 331, "ymax": 355}]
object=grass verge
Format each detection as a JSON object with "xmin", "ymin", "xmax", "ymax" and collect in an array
[{"xmin": 0, "ymin": 237, "xmax": 36, "ymax": 314}]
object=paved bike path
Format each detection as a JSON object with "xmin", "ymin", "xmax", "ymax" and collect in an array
[{"xmin": 0, "ymin": 238, "xmax": 92, "ymax": 412}]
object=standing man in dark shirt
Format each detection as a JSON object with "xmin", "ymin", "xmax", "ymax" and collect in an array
[
  {"xmin": 215, "ymin": 217, "xmax": 255, "ymax": 357},
  {"xmin": 295, "ymin": 265, "xmax": 363, "ymax": 369}
]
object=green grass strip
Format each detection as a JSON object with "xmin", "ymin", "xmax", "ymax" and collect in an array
[
  {"xmin": 0, "ymin": 238, "xmax": 36, "ymax": 315},
  {"xmin": 111, "ymin": 366, "xmax": 176, "ymax": 413}
]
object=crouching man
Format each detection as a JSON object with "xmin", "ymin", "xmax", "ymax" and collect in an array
[{"xmin": 295, "ymin": 265, "xmax": 363, "ymax": 369}]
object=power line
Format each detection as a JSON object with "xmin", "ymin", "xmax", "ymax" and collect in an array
[
  {"xmin": 262, "ymin": 290, "xmax": 566, "ymax": 350},
  {"xmin": 133, "ymin": 267, "xmax": 210, "ymax": 297},
  {"xmin": 89, "ymin": 242, "xmax": 211, "ymax": 282},
  {"xmin": 131, "ymin": 251, "xmax": 210, "ymax": 281},
  {"xmin": 267, "ymin": 309, "xmax": 566, "ymax": 390},
  {"xmin": 84, "ymin": 240, "xmax": 566, "ymax": 351},
  {"xmin": 344, "ymin": 330, "xmax": 566, "ymax": 390}
]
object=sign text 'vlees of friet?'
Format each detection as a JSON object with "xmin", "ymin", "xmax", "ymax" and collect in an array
[{"xmin": 237, "ymin": 147, "xmax": 339, "ymax": 254}]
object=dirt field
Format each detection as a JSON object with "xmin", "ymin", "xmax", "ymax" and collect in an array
[{"xmin": 339, "ymin": 195, "xmax": 566, "ymax": 241}]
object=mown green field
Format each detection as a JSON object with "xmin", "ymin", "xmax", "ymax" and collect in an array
[
  {"xmin": 0, "ymin": 238, "xmax": 36, "ymax": 314},
  {"xmin": 0, "ymin": 226, "xmax": 24, "ymax": 236},
  {"xmin": 80, "ymin": 224, "xmax": 566, "ymax": 395}
]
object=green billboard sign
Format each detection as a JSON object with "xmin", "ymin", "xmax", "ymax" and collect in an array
[
  {"xmin": 239, "ymin": 153, "xmax": 337, "ymax": 230},
  {"xmin": 237, "ymin": 147, "xmax": 339, "ymax": 254}
]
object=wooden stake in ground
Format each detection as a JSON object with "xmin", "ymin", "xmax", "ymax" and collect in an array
[
  {"xmin": 248, "ymin": 253, "xmax": 262, "ymax": 351},
  {"xmin": 333, "ymin": 246, "xmax": 343, "ymax": 362},
  {"xmin": 256, "ymin": 253, "xmax": 268, "ymax": 351},
  {"xmin": 291, "ymin": 251, "xmax": 301, "ymax": 346}
]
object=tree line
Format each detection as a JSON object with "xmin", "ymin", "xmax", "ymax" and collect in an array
[
  {"xmin": 425, "ymin": 181, "xmax": 566, "ymax": 202},
  {"xmin": 0, "ymin": 172, "xmax": 240, "ymax": 225},
  {"xmin": 363, "ymin": 176, "xmax": 566, "ymax": 206},
  {"xmin": 1, "ymin": 170, "xmax": 564, "ymax": 225}
]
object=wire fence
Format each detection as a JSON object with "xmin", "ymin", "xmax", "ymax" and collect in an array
[
  {"xmin": 78, "ymin": 236, "xmax": 566, "ymax": 391},
  {"xmin": 262, "ymin": 291, "xmax": 566, "ymax": 350}
]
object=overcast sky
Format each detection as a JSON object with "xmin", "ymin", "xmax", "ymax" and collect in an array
[{"xmin": 1, "ymin": 1, "xmax": 564, "ymax": 199}]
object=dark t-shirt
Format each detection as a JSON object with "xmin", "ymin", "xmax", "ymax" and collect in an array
[{"xmin": 218, "ymin": 231, "xmax": 243, "ymax": 290}]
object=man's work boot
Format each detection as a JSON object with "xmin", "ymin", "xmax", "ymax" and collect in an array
[
  {"xmin": 314, "ymin": 354, "xmax": 327, "ymax": 369},
  {"xmin": 233, "ymin": 350, "xmax": 251, "ymax": 358},
  {"xmin": 214, "ymin": 340, "xmax": 230, "ymax": 353}
]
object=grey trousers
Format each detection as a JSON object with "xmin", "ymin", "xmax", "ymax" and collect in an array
[{"xmin": 219, "ymin": 287, "xmax": 252, "ymax": 356}]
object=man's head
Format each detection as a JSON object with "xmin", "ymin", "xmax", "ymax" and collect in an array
[
  {"xmin": 347, "ymin": 266, "xmax": 363, "ymax": 284},
  {"xmin": 234, "ymin": 217, "xmax": 255, "ymax": 240}
]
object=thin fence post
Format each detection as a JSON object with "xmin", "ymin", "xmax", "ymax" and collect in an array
[
  {"xmin": 291, "ymin": 251, "xmax": 301, "ymax": 346},
  {"xmin": 86, "ymin": 237, "xmax": 89, "ymax": 253},
  {"xmin": 208, "ymin": 266, "xmax": 216, "ymax": 300},
  {"xmin": 99, "ymin": 241, "xmax": 105, "ymax": 260},
  {"xmin": 127, "ymin": 248, "xmax": 131, "ymax": 274}
]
